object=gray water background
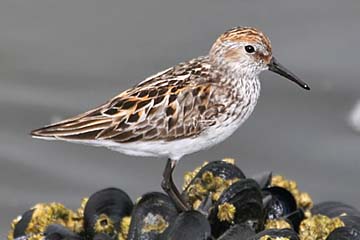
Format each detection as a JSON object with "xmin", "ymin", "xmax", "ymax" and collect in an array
[{"xmin": 0, "ymin": 0, "xmax": 360, "ymax": 234}]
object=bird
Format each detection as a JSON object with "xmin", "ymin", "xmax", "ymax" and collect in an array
[{"xmin": 31, "ymin": 26, "xmax": 310, "ymax": 211}]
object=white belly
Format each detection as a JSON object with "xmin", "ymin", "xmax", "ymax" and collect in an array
[{"xmin": 104, "ymin": 121, "xmax": 241, "ymax": 160}]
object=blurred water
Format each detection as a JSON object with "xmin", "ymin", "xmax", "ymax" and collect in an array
[{"xmin": 1, "ymin": 0, "xmax": 360, "ymax": 234}]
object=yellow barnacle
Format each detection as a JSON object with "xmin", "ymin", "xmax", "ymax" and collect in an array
[
  {"xmin": 271, "ymin": 175, "xmax": 288, "ymax": 188},
  {"xmin": 66, "ymin": 211, "xmax": 84, "ymax": 233},
  {"xmin": 25, "ymin": 203, "xmax": 74, "ymax": 236},
  {"xmin": 8, "ymin": 202, "xmax": 83, "ymax": 240},
  {"xmin": 182, "ymin": 161, "xmax": 209, "ymax": 190},
  {"xmin": 260, "ymin": 236, "xmax": 291, "ymax": 240},
  {"xmin": 265, "ymin": 219, "xmax": 292, "ymax": 230},
  {"xmin": 202, "ymin": 171, "xmax": 216, "ymax": 190},
  {"xmin": 217, "ymin": 203, "xmax": 236, "ymax": 222},
  {"xmin": 118, "ymin": 216, "xmax": 131, "ymax": 240},
  {"xmin": 94, "ymin": 214, "xmax": 115, "ymax": 235},
  {"xmin": 213, "ymin": 176, "xmax": 225, "ymax": 189},
  {"xmin": 183, "ymin": 161, "xmax": 242, "ymax": 208},
  {"xmin": 192, "ymin": 199, "xmax": 203, "ymax": 210},
  {"xmin": 183, "ymin": 171, "xmax": 195, "ymax": 191},
  {"xmin": 299, "ymin": 214, "xmax": 345, "ymax": 240},
  {"xmin": 27, "ymin": 234, "xmax": 44, "ymax": 240},
  {"xmin": 298, "ymin": 192, "xmax": 313, "ymax": 209},
  {"xmin": 222, "ymin": 158, "xmax": 235, "ymax": 165},
  {"xmin": 212, "ymin": 191, "xmax": 222, "ymax": 202},
  {"xmin": 212, "ymin": 177, "xmax": 239, "ymax": 202},
  {"xmin": 76, "ymin": 197, "xmax": 88, "ymax": 217},
  {"xmin": 141, "ymin": 213, "xmax": 169, "ymax": 234}
]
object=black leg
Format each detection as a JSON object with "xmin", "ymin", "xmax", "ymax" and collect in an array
[{"xmin": 161, "ymin": 158, "xmax": 190, "ymax": 211}]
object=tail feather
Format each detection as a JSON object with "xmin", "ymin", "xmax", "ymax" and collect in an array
[{"xmin": 31, "ymin": 117, "xmax": 113, "ymax": 140}]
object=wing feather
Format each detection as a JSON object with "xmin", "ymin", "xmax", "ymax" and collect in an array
[{"xmin": 31, "ymin": 56, "xmax": 226, "ymax": 143}]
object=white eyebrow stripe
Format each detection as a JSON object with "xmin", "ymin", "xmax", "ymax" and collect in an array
[{"xmin": 222, "ymin": 41, "xmax": 270, "ymax": 56}]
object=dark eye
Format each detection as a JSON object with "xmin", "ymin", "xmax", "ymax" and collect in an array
[{"xmin": 245, "ymin": 45, "xmax": 255, "ymax": 53}]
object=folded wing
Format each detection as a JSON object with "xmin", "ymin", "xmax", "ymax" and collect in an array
[{"xmin": 31, "ymin": 58, "xmax": 225, "ymax": 143}]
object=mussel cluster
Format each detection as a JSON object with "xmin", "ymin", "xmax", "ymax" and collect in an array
[{"xmin": 8, "ymin": 159, "xmax": 360, "ymax": 240}]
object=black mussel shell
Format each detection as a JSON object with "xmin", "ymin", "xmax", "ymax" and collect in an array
[
  {"xmin": 84, "ymin": 188, "xmax": 133, "ymax": 238},
  {"xmin": 249, "ymin": 229, "xmax": 299, "ymax": 240},
  {"xmin": 13, "ymin": 209, "xmax": 35, "ymax": 239},
  {"xmin": 312, "ymin": 202, "xmax": 360, "ymax": 218},
  {"xmin": 209, "ymin": 179, "xmax": 264, "ymax": 238},
  {"xmin": 160, "ymin": 211, "xmax": 211, "ymax": 240},
  {"xmin": 183, "ymin": 161, "xmax": 246, "ymax": 190},
  {"xmin": 340, "ymin": 215, "xmax": 360, "ymax": 231},
  {"xmin": 263, "ymin": 187, "xmax": 297, "ymax": 220},
  {"xmin": 284, "ymin": 208, "xmax": 305, "ymax": 232},
  {"xmin": 326, "ymin": 226, "xmax": 360, "ymax": 240},
  {"xmin": 93, "ymin": 233, "xmax": 114, "ymax": 240},
  {"xmin": 44, "ymin": 224, "xmax": 81, "ymax": 240},
  {"xmin": 217, "ymin": 224, "xmax": 256, "ymax": 240},
  {"xmin": 251, "ymin": 172, "xmax": 272, "ymax": 189},
  {"xmin": 127, "ymin": 192, "xmax": 177, "ymax": 240}
]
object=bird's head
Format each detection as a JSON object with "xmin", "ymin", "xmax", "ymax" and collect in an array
[{"xmin": 210, "ymin": 26, "xmax": 310, "ymax": 90}]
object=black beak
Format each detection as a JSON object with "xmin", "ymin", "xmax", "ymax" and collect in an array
[{"xmin": 268, "ymin": 57, "xmax": 310, "ymax": 90}]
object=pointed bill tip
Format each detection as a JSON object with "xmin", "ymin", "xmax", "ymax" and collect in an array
[
  {"xmin": 303, "ymin": 84, "xmax": 310, "ymax": 90},
  {"xmin": 268, "ymin": 57, "xmax": 310, "ymax": 91}
]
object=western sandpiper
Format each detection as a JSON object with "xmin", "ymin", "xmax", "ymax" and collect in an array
[{"xmin": 31, "ymin": 26, "xmax": 310, "ymax": 210}]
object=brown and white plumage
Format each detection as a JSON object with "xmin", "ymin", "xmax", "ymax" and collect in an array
[
  {"xmin": 31, "ymin": 26, "xmax": 309, "ymax": 160},
  {"xmin": 32, "ymin": 57, "xmax": 226, "ymax": 141}
]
